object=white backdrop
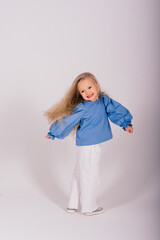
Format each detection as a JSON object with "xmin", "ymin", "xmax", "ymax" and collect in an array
[{"xmin": 0, "ymin": 1, "xmax": 159, "ymax": 240}]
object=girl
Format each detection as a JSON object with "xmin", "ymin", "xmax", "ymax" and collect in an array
[{"xmin": 44, "ymin": 72, "xmax": 133, "ymax": 216}]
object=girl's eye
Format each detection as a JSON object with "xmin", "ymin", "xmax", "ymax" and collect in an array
[
  {"xmin": 88, "ymin": 86, "xmax": 92, "ymax": 89},
  {"xmin": 81, "ymin": 90, "xmax": 84, "ymax": 93}
]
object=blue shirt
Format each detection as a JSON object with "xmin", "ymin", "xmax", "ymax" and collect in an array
[{"xmin": 48, "ymin": 94, "xmax": 133, "ymax": 146}]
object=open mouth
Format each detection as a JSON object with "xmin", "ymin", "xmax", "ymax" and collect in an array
[{"xmin": 87, "ymin": 93, "xmax": 94, "ymax": 98}]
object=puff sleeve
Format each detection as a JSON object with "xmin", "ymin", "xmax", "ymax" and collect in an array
[
  {"xmin": 102, "ymin": 94, "xmax": 133, "ymax": 131},
  {"xmin": 47, "ymin": 103, "xmax": 85, "ymax": 140}
]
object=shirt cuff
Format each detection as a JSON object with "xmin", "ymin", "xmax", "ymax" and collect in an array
[{"xmin": 48, "ymin": 132, "xmax": 55, "ymax": 140}]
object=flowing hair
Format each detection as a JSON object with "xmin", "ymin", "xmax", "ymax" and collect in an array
[{"xmin": 44, "ymin": 72, "xmax": 107, "ymax": 136}]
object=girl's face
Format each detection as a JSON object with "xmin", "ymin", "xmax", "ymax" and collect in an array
[{"xmin": 77, "ymin": 78, "xmax": 99, "ymax": 102}]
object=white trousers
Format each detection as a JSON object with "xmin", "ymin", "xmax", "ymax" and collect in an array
[{"xmin": 67, "ymin": 144, "xmax": 102, "ymax": 213}]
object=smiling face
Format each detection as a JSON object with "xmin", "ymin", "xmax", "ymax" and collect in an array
[{"xmin": 77, "ymin": 78, "xmax": 99, "ymax": 102}]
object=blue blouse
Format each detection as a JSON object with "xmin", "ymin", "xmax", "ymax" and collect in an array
[{"xmin": 48, "ymin": 94, "xmax": 133, "ymax": 146}]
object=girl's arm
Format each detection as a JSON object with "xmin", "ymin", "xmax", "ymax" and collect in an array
[
  {"xmin": 46, "ymin": 103, "xmax": 85, "ymax": 140},
  {"xmin": 102, "ymin": 94, "xmax": 133, "ymax": 131}
]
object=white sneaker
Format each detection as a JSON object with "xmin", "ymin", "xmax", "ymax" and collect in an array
[
  {"xmin": 66, "ymin": 208, "xmax": 77, "ymax": 213},
  {"xmin": 84, "ymin": 207, "xmax": 104, "ymax": 216}
]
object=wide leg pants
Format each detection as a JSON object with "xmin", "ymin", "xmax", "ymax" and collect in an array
[{"xmin": 67, "ymin": 144, "xmax": 102, "ymax": 213}]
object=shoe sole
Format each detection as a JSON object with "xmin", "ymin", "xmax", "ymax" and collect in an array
[
  {"xmin": 66, "ymin": 208, "xmax": 77, "ymax": 213},
  {"xmin": 84, "ymin": 209, "xmax": 104, "ymax": 216}
]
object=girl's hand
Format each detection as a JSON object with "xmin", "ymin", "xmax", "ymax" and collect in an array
[
  {"xmin": 45, "ymin": 135, "xmax": 51, "ymax": 139},
  {"xmin": 125, "ymin": 125, "xmax": 133, "ymax": 133}
]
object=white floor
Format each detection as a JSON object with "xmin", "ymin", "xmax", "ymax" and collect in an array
[{"xmin": 0, "ymin": 162, "xmax": 159, "ymax": 240}]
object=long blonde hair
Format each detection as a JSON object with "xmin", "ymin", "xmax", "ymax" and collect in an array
[{"xmin": 44, "ymin": 72, "xmax": 106, "ymax": 135}]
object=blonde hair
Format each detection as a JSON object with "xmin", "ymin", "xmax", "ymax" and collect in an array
[{"xmin": 44, "ymin": 72, "xmax": 107, "ymax": 135}]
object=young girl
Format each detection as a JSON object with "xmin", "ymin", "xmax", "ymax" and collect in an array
[{"xmin": 44, "ymin": 72, "xmax": 133, "ymax": 216}]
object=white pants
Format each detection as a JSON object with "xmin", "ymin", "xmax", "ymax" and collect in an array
[{"xmin": 67, "ymin": 144, "xmax": 102, "ymax": 213}]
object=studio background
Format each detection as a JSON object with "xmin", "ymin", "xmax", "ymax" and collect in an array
[{"xmin": 0, "ymin": 0, "xmax": 159, "ymax": 240}]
